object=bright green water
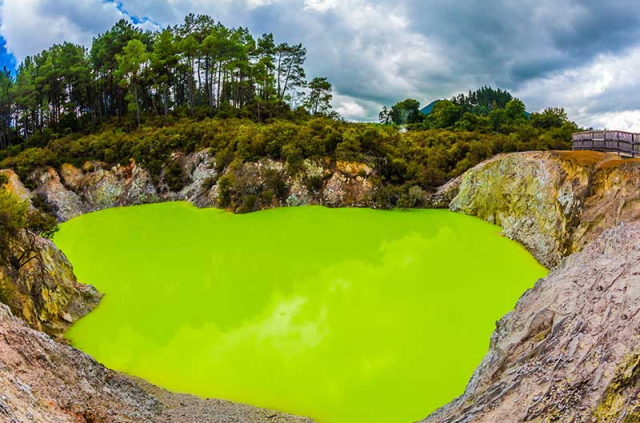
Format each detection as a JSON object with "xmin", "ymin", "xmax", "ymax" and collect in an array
[{"xmin": 55, "ymin": 203, "xmax": 546, "ymax": 423}]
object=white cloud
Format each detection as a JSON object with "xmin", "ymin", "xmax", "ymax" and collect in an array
[
  {"xmin": 516, "ymin": 45, "xmax": 640, "ymax": 130},
  {"xmin": 334, "ymin": 96, "xmax": 370, "ymax": 121},
  {"xmin": 0, "ymin": 0, "xmax": 126, "ymax": 61},
  {"xmin": 590, "ymin": 111, "xmax": 640, "ymax": 131},
  {"xmin": 304, "ymin": 0, "xmax": 337, "ymax": 12},
  {"xmin": 300, "ymin": 0, "xmax": 451, "ymax": 111}
]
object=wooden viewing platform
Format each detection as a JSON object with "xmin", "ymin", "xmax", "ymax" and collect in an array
[{"xmin": 572, "ymin": 131, "xmax": 640, "ymax": 158}]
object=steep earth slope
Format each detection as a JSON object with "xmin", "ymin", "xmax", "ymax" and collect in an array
[
  {"xmin": 421, "ymin": 222, "xmax": 640, "ymax": 423},
  {"xmin": 0, "ymin": 303, "xmax": 313, "ymax": 423}
]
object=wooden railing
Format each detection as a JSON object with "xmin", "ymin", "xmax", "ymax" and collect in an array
[{"xmin": 572, "ymin": 131, "xmax": 640, "ymax": 158}]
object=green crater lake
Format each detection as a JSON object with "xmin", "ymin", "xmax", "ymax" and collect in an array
[{"xmin": 54, "ymin": 203, "xmax": 546, "ymax": 423}]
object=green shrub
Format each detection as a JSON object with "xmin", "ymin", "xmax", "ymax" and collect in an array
[
  {"xmin": 260, "ymin": 189, "xmax": 275, "ymax": 206},
  {"xmin": 373, "ymin": 184, "xmax": 402, "ymax": 210},
  {"xmin": 263, "ymin": 169, "xmax": 288, "ymax": 202},
  {"xmin": 305, "ymin": 175, "xmax": 325, "ymax": 193},
  {"xmin": 2, "ymin": 148, "xmax": 56, "ymax": 181},
  {"xmin": 397, "ymin": 186, "xmax": 427, "ymax": 209},
  {"xmin": 237, "ymin": 194, "xmax": 259, "ymax": 214},
  {"xmin": 217, "ymin": 175, "xmax": 232, "ymax": 208},
  {"xmin": 31, "ymin": 194, "xmax": 57, "ymax": 216},
  {"xmin": 201, "ymin": 175, "xmax": 218, "ymax": 191},
  {"xmin": 0, "ymin": 190, "xmax": 28, "ymax": 239},
  {"xmin": 164, "ymin": 160, "xmax": 184, "ymax": 192},
  {"xmin": 26, "ymin": 210, "xmax": 59, "ymax": 239}
]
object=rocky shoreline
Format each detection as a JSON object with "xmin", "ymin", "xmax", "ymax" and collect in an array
[{"xmin": 1, "ymin": 149, "xmax": 640, "ymax": 422}]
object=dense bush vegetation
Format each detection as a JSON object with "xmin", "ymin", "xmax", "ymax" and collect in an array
[
  {"xmin": 0, "ymin": 175, "xmax": 28, "ymax": 242},
  {"xmin": 0, "ymin": 114, "xmax": 574, "ymax": 208},
  {"xmin": 0, "ymin": 177, "xmax": 57, "ymax": 237}
]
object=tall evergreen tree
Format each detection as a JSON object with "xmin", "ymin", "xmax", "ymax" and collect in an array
[
  {"xmin": 152, "ymin": 29, "xmax": 178, "ymax": 116},
  {"xmin": 0, "ymin": 68, "xmax": 13, "ymax": 148},
  {"xmin": 305, "ymin": 77, "xmax": 333, "ymax": 115},
  {"xmin": 117, "ymin": 39, "xmax": 149, "ymax": 126}
]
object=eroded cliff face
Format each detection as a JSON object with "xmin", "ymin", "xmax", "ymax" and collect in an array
[
  {"xmin": 23, "ymin": 150, "xmax": 375, "ymax": 222},
  {"xmin": 449, "ymin": 151, "xmax": 640, "ymax": 267},
  {"xmin": 28, "ymin": 160, "xmax": 159, "ymax": 221},
  {"xmin": 5, "ymin": 150, "xmax": 640, "ymax": 337},
  {"xmin": 0, "ymin": 170, "xmax": 101, "ymax": 338},
  {"xmin": 421, "ymin": 222, "xmax": 640, "ymax": 423},
  {"xmin": 0, "ymin": 232, "xmax": 101, "ymax": 338}
]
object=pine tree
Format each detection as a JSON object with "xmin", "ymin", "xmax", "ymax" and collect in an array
[{"xmin": 116, "ymin": 39, "xmax": 149, "ymax": 126}]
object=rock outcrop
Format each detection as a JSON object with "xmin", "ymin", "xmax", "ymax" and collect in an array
[
  {"xmin": 0, "ymin": 169, "xmax": 31, "ymax": 202},
  {"xmin": 23, "ymin": 150, "xmax": 376, "ymax": 221},
  {"xmin": 30, "ymin": 160, "xmax": 159, "ymax": 222},
  {"xmin": 0, "ymin": 233, "xmax": 101, "ymax": 338},
  {"xmin": 323, "ymin": 161, "xmax": 374, "ymax": 207},
  {"xmin": 449, "ymin": 151, "xmax": 640, "ymax": 267},
  {"xmin": 171, "ymin": 149, "xmax": 218, "ymax": 207},
  {"xmin": 0, "ymin": 303, "xmax": 313, "ymax": 423},
  {"xmin": 0, "ymin": 171, "xmax": 101, "ymax": 338},
  {"xmin": 421, "ymin": 222, "xmax": 640, "ymax": 423}
]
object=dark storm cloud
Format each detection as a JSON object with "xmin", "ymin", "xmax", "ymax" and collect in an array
[{"xmin": 405, "ymin": 0, "xmax": 640, "ymax": 87}]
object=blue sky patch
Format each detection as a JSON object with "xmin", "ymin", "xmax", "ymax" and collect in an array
[
  {"xmin": 0, "ymin": 35, "xmax": 15, "ymax": 72},
  {"xmin": 102, "ymin": 0, "xmax": 158, "ymax": 26}
]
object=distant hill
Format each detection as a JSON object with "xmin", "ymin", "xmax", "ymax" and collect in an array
[{"xmin": 420, "ymin": 100, "xmax": 441, "ymax": 115}]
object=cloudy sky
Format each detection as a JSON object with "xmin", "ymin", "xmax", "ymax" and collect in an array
[{"xmin": 1, "ymin": 0, "xmax": 640, "ymax": 129}]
